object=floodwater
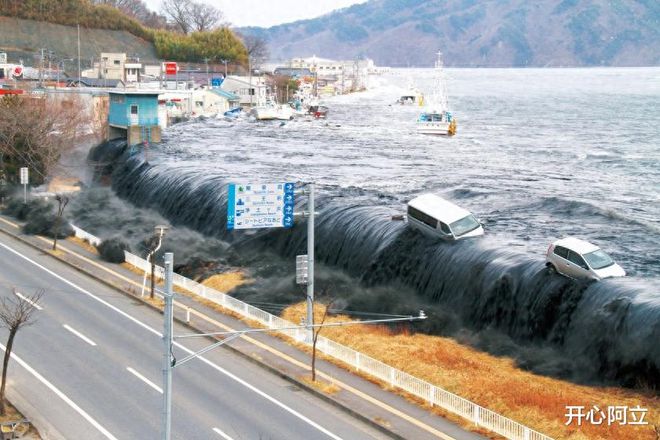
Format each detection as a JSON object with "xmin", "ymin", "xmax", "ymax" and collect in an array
[
  {"xmin": 81, "ymin": 67, "xmax": 660, "ymax": 386},
  {"xmin": 156, "ymin": 67, "xmax": 660, "ymax": 276}
]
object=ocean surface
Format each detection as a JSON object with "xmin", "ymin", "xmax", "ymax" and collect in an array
[
  {"xmin": 80, "ymin": 67, "xmax": 660, "ymax": 386},
  {"xmin": 157, "ymin": 67, "xmax": 660, "ymax": 277}
]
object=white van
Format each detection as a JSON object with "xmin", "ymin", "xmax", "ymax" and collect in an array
[{"xmin": 407, "ymin": 194, "xmax": 484, "ymax": 240}]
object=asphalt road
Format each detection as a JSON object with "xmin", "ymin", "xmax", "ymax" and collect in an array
[{"xmin": 0, "ymin": 235, "xmax": 391, "ymax": 440}]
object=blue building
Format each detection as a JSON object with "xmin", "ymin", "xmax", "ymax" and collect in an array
[{"xmin": 108, "ymin": 91, "xmax": 161, "ymax": 145}]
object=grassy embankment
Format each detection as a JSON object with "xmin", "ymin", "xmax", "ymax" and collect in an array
[{"xmin": 281, "ymin": 303, "xmax": 659, "ymax": 440}]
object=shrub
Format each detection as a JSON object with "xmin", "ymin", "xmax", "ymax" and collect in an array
[{"xmin": 97, "ymin": 237, "xmax": 130, "ymax": 263}]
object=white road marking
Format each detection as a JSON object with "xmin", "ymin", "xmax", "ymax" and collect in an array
[
  {"xmin": 212, "ymin": 427, "xmax": 235, "ymax": 440},
  {"xmin": 127, "ymin": 367, "xmax": 162, "ymax": 393},
  {"xmin": 0, "ymin": 241, "xmax": 344, "ymax": 440},
  {"xmin": 63, "ymin": 324, "xmax": 97, "ymax": 346},
  {"xmin": 14, "ymin": 291, "xmax": 43, "ymax": 310},
  {"xmin": 0, "ymin": 342, "xmax": 118, "ymax": 440}
]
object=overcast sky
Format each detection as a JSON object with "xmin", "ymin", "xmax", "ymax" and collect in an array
[{"xmin": 143, "ymin": 0, "xmax": 368, "ymax": 27}]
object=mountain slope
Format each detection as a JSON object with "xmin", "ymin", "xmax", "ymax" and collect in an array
[
  {"xmin": 242, "ymin": 0, "xmax": 660, "ymax": 67},
  {"xmin": 0, "ymin": 17, "xmax": 158, "ymax": 66}
]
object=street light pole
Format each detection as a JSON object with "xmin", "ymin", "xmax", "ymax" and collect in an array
[{"xmin": 161, "ymin": 252, "xmax": 174, "ymax": 440}]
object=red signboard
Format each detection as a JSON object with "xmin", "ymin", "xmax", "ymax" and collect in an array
[{"xmin": 164, "ymin": 62, "xmax": 178, "ymax": 75}]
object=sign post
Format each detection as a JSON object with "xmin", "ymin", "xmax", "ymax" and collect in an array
[
  {"xmin": 296, "ymin": 255, "xmax": 308, "ymax": 285},
  {"xmin": 163, "ymin": 62, "xmax": 178, "ymax": 89},
  {"xmin": 19, "ymin": 167, "xmax": 28, "ymax": 203},
  {"xmin": 226, "ymin": 181, "xmax": 314, "ymax": 336},
  {"xmin": 227, "ymin": 183, "xmax": 295, "ymax": 230}
]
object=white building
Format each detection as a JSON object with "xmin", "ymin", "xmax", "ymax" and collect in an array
[
  {"xmin": 82, "ymin": 53, "xmax": 148, "ymax": 84},
  {"xmin": 221, "ymin": 75, "xmax": 270, "ymax": 107},
  {"xmin": 124, "ymin": 62, "xmax": 142, "ymax": 83},
  {"xmin": 289, "ymin": 56, "xmax": 344, "ymax": 76}
]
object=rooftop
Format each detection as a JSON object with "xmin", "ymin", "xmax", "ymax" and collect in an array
[
  {"xmin": 408, "ymin": 194, "xmax": 473, "ymax": 223},
  {"xmin": 553, "ymin": 237, "xmax": 600, "ymax": 254}
]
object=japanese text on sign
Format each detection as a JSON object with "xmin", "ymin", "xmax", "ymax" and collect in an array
[{"xmin": 227, "ymin": 183, "xmax": 295, "ymax": 230}]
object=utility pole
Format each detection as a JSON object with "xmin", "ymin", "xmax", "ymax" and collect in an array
[
  {"xmin": 77, "ymin": 24, "xmax": 81, "ymax": 81},
  {"xmin": 306, "ymin": 183, "xmax": 315, "ymax": 338},
  {"xmin": 38, "ymin": 48, "xmax": 45, "ymax": 88},
  {"xmin": 203, "ymin": 58, "xmax": 210, "ymax": 87},
  {"xmin": 220, "ymin": 59, "xmax": 228, "ymax": 77},
  {"xmin": 161, "ymin": 252, "xmax": 174, "ymax": 440},
  {"xmin": 47, "ymin": 50, "xmax": 53, "ymax": 82},
  {"xmin": 249, "ymin": 58, "xmax": 253, "ymax": 106}
]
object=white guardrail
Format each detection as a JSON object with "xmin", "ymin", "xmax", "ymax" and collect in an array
[{"xmin": 72, "ymin": 226, "xmax": 553, "ymax": 440}]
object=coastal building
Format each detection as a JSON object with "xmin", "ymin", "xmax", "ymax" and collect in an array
[
  {"xmin": 290, "ymin": 56, "xmax": 344, "ymax": 75},
  {"xmin": 221, "ymin": 75, "xmax": 270, "ymax": 107},
  {"xmin": 108, "ymin": 91, "xmax": 161, "ymax": 146},
  {"xmin": 273, "ymin": 67, "xmax": 313, "ymax": 78},
  {"xmin": 83, "ymin": 52, "xmax": 148, "ymax": 84},
  {"xmin": 124, "ymin": 62, "xmax": 142, "ymax": 83},
  {"xmin": 204, "ymin": 89, "xmax": 240, "ymax": 113},
  {"xmin": 99, "ymin": 53, "xmax": 126, "ymax": 81}
]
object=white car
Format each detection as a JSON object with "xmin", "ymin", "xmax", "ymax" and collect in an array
[
  {"xmin": 546, "ymin": 237, "xmax": 625, "ymax": 281},
  {"xmin": 407, "ymin": 194, "xmax": 484, "ymax": 240}
]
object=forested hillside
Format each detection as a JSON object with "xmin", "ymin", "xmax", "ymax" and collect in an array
[
  {"xmin": 243, "ymin": 0, "xmax": 660, "ymax": 67},
  {"xmin": 0, "ymin": 0, "xmax": 247, "ymax": 64}
]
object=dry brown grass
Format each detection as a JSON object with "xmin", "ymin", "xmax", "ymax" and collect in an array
[
  {"xmin": 0, "ymin": 401, "xmax": 40, "ymax": 438},
  {"xmin": 282, "ymin": 303, "xmax": 659, "ymax": 440},
  {"xmin": 300, "ymin": 376, "xmax": 341, "ymax": 395},
  {"xmin": 47, "ymin": 176, "xmax": 81, "ymax": 194},
  {"xmin": 67, "ymin": 236, "xmax": 99, "ymax": 255},
  {"xmin": 202, "ymin": 272, "xmax": 250, "ymax": 293}
]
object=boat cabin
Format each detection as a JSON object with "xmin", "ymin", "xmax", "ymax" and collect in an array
[{"xmin": 418, "ymin": 111, "xmax": 452, "ymax": 122}]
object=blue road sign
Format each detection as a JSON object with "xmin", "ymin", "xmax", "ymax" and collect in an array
[{"xmin": 227, "ymin": 182, "xmax": 295, "ymax": 230}]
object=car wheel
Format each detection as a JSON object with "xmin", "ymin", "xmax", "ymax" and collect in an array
[{"xmin": 547, "ymin": 264, "xmax": 557, "ymax": 275}]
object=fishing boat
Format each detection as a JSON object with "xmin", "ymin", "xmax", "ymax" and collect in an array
[
  {"xmin": 397, "ymin": 79, "xmax": 422, "ymax": 104},
  {"xmin": 308, "ymin": 104, "xmax": 328, "ymax": 119},
  {"xmin": 250, "ymin": 98, "xmax": 294, "ymax": 121},
  {"xmin": 416, "ymin": 52, "xmax": 457, "ymax": 136}
]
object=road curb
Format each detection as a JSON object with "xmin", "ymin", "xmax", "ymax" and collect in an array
[{"xmin": 0, "ymin": 224, "xmax": 405, "ymax": 439}]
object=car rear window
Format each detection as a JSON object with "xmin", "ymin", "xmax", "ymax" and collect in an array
[{"xmin": 553, "ymin": 245, "xmax": 569, "ymax": 259}]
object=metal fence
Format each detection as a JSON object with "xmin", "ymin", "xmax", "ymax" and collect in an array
[{"xmin": 75, "ymin": 226, "xmax": 553, "ymax": 440}]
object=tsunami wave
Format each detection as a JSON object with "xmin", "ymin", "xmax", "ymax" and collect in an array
[{"xmin": 91, "ymin": 141, "xmax": 660, "ymax": 388}]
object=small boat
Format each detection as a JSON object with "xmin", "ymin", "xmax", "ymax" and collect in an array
[
  {"xmin": 223, "ymin": 107, "xmax": 242, "ymax": 118},
  {"xmin": 308, "ymin": 105, "xmax": 328, "ymax": 119},
  {"xmin": 416, "ymin": 52, "xmax": 457, "ymax": 136},
  {"xmin": 397, "ymin": 79, "xmax": 422, "ymax": 104},
  {"xmin": 250, "ymin": 102, "xmax": 294, "ymax": 121}
]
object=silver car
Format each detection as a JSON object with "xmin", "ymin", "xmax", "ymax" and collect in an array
[{"xmin": 546, "ymin": 237, "xmax": 626, "ymax": 281}]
